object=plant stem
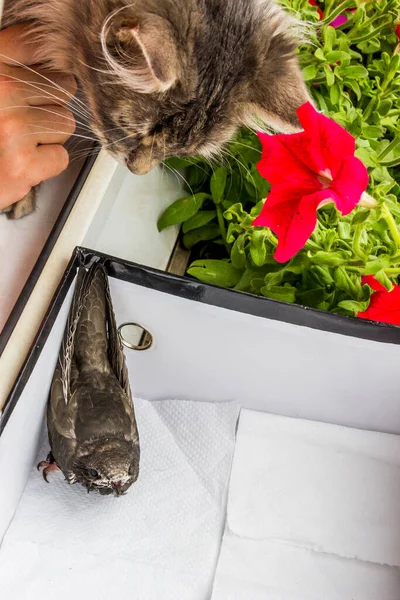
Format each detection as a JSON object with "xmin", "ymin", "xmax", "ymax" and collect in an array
[
  {"xmin": 322, "ymin": 0, "xmax": 353, "ymax": 23},
  {"xmin": 377, "ymin": 135, "xmax": 400, "ymax": 161},
  {"xmin": 216, "ymin": 204, "xmax": 230, "ymax": 253},
  {"xmin": 381, "ymin": 202, "xmax": 400, "ymax": 247},
  {"xmin": 264, "ymin": 229, "xmax": 278, "ymax": 247}
]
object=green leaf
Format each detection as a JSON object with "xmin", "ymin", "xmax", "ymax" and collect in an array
[
  {"xmin": 302, "ymin": 64, "xmax": 319, "ymax": 81},
  {"xmin": 210, "ymin": 167, "xmax": 228, "ymax": 204},
  {"xmin": 325, "ymin": 51, "xmax": 350, "ymax": 64},
  {"xmin": 338, "ymin": 65, "xmax": 369, "ymax": 79},
  {"xmin": 187, "ymin": 260, "xmax": 243, "ymax": 288},
  {"xmin": 334, "ymin": 267, "xmax": 353, "ymax": 294},
  {"xmin": 323, "ymin": 26, "xmax": 336, "ymax": 51},
  {"xmin": 330, "ymin": 83, "xmax": 341, "ymax": 105},
  {"xmin": 182, "ymin": 225, "xmax": 220, "ymax": 249},
  {"xmin": 260, "ymin": 285, "xmax": 297, "ymax": 303},
  {"xmin": 250, "ymin": 230, "xmax": 268, "ymax": 267},
  {"xmin": 231, "ymin": 235, "xmax": 247, "ymax": 269},
  {"xmin": 308, "ymin": 250, "xmax": 350, "ymax": 267},
  {"xmin": 338, "ymin": 222, "xmax": 351, "ymax": 240},
  {"xmin": 314, "ymin": 48, "xmax": 326, "ymax": 62},
  {"xmin": 337, "ymin": 299, "xmax": 370, "ymax": 314},
  {"xmin": 377, "ymin": 99, "xmax": 392, "ymax": 117},
  {"xmin": 345, "ymin": 80, "xmax": 361, "ymax": 101},
  {"xmin": 371, "ymin": 269, "xmax": 394, "ymax": 291},
  {"xmin": 224, "ymin": 203, "xmax": 249, "ymax": 223},
  {"xmin": 182, "ymin": 210, "xmax": 217, "ymax": 234},
  {"xmin": 157, "ymin": 193, "xmax": 208, "ymax": 231},
  {"xmin": 362, "ymin": 125, "xmax": 384, "ymax": 139},
  {"xmin": 351, "ymin": 209, "xmax": 370, "ymax": 226},
  {"xmin": 324, "ymin": 64, "xmax": 335, "ymax": 86},
  {"xmin": 365, "ymin": 256, "xmax": 392, "ymax": 274},
  {"xmin": 297, "ymin": 288, "xmax": 326, "ymax": 308}
]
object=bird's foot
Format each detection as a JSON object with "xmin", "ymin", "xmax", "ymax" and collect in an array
[{"xmin": 37, "ymin": 452, "xmax": 59, "ymax": 482}]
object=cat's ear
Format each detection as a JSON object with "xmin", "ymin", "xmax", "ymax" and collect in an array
[
  {"xmin": 244, "ymin": 53, "xmax": 311, "ymax": 133},
  {"xmin": 104, "ymin": 13, "xmax": 180, "ymax": 94}
]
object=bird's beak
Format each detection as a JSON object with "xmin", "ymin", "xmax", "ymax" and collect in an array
[{"xmin": 111, "ymin": 482, "xmax": 123, "ymax": 497}]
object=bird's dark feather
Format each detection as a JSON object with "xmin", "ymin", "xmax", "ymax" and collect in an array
[{"xmin": 45, "ymin": 260, "xmax": 140, "ymax": 492}]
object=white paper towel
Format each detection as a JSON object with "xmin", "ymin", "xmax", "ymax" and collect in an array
[
  {"xmin": 0, "ymin": 398, "xmax": 239, "ymax": 600},
  {"xmin": 212, "ymin": 409, "xmax": 400, "ymax": 600}
]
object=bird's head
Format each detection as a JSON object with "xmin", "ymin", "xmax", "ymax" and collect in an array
[{"xmin": 72, "ymin": 441, "xmax": 140, "ymax": 496}]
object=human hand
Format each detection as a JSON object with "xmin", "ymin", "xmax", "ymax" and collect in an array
[{"xmin": 0, "ymin": 24, "xmax": 77, "ymax": 214}]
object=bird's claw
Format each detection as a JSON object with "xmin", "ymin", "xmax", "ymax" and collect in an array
[{"xmin": 37, "ymin": 453, "xmax": 59, "ymax": 482}]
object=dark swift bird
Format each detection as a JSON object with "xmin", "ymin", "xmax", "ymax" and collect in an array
[{"xmin": 38, "ymin": 260, "xmax": 140, "ymax": 497}]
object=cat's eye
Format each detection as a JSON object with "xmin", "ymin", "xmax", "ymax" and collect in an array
[{"xmin": 89, "ymin": 469, "xmax": 99, "ymax": 478}]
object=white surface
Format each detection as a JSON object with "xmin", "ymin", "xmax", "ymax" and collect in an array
[
  {"xmin": 3, "ymin": 273, "xmax": 400, "ymax": 595},
  {"xmin": 212, "ymin": 409, "xmax": 400, "ymax": 600},
  {"xmin": 212, "ymin": 536, "xmax": 400, "ymax": 600},
  {"xmin": 108, "ymin": 277, "xmax": 400, "ymax": 435},
  {"xmin": 0, "ymin": 285, "xmax": 74, "ymax": 540},
  {"xmin": 84, "ymin": 164, "xmax": 181, "ymax": 269},
  {"xmin": 0, "ymin": 398, "xmax": 238, "ymax": 600}
]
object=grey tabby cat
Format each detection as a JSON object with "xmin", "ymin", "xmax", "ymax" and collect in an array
[{"xmin": 3, "ymin": 0, "xmax": 309, "ymax": 218}]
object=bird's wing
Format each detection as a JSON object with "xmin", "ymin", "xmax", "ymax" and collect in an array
[
  {"xmin": 102, "ymin": 265, "xmax": 139, "ymax": 441},
  {"xmin": 48, "ymin": 364, "xmax": 78, "ymax": 440},
  {"xmin": 48, "ymin": 264, "xmax": 95, "ymax": 439}
]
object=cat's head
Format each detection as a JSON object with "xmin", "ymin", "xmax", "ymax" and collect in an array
[{"xmin": 9, "ymin": 0, "xmax": 310, "ymax": 174}]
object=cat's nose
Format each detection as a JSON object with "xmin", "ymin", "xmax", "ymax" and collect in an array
[{"xmin": 126, "ymin": 150, "xmax": 160, "ymax": 175}]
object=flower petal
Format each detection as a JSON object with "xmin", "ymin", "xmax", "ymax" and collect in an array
[
  {"xmin": 330, "ymin": 14, "xmax": 348, "ymax": 27},
  {"xmin": 330, "ymin": 155, "xmax": 369, "ymax": 215},
  {"xmin": 253, "ymin": 187, "xmax": 333, "ymax": 263},
  {"xmin": 358, "ymin": 285, "xmax": 400, "ymax": 326},
  {"xmin": 296, "ymin": 102, "xmax": 356, "ymax": 178},
  {"xmin": 257, "ymin": 133, "xmax": 319, "ymax": 189},
  {"xmin": 361, "ymin": 275, "xmax": 387, "ymax": 293}
]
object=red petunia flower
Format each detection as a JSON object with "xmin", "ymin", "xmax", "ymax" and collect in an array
[
  {"xmin": 253, "ymin": 102, "xmax": 369, "ymax": 263},
  {"xmin": 358, "ymin": 276, "xmax": 400, "ymax": 326},
  {"xmin": 308, "ymin": 0, "xmax": 324, "ymax": 20},
  {"xmin": 396, "ymin": 23, "xmax": 400, "ymax": 39},
  {"xmin": 330, "ymin": 8, "xmax": 356, "ymax": 28}
]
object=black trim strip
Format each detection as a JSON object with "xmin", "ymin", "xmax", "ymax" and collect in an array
[
  {"xmin": 0, "ymin": 148, "xmax": 99, "ymax": 356},
  {"xmin": 0, "ymin": 250, "xmax": 82, "ymax": 434},
  {"xmin": 2, "ymin": 244, "xmax": 400, "ymax": 436}
]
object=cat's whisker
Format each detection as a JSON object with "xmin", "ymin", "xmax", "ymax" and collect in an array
[
  {"xmin": 161, "ymin": 130, "xmax": 167, "ymax": 183},
  {"xmin": 20, "ymin": 106, "xmax": 92, "ymax": 131},
  {"xmin": 0, "ymin": 71, "xmax": 91, "ymax": 121},
  {"xmin": 100, "ymin": 131, "xmax": 141, "ymax": 149},
  {"xmin": 0, "ymin": 55, "xmax": 91, "ymax": 117},
  {"xmin": 149, "ymin": 133, "xmax": 156, "ymax": 170},
  {"xmin": 166, "ymin": 165, "xmax": 195, "ymax": 199},
  {"xmin": 222, "ymin": 148, "xmax": 260, "ymax": 199},
  {"xmin": 20, "ymin": 130, "xmax": 98, "ymax": 142},
  {"xmin": 231, "ymin": 141, "xmax": 261, "ymax": 154},
  {"xmin": 0, "ymin": 104, "xmax": 80, "ymax": 125},
  {"xmin": 68, "ymin": 149, "xmax": 100, "ymax": 165},
  {"xmin": 163, "ymin": 163, "xmax": 183, "ymax": 190},
  {"xmin": 0, "ymin": 52, "xmax": 90, "ymax": 111}
]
